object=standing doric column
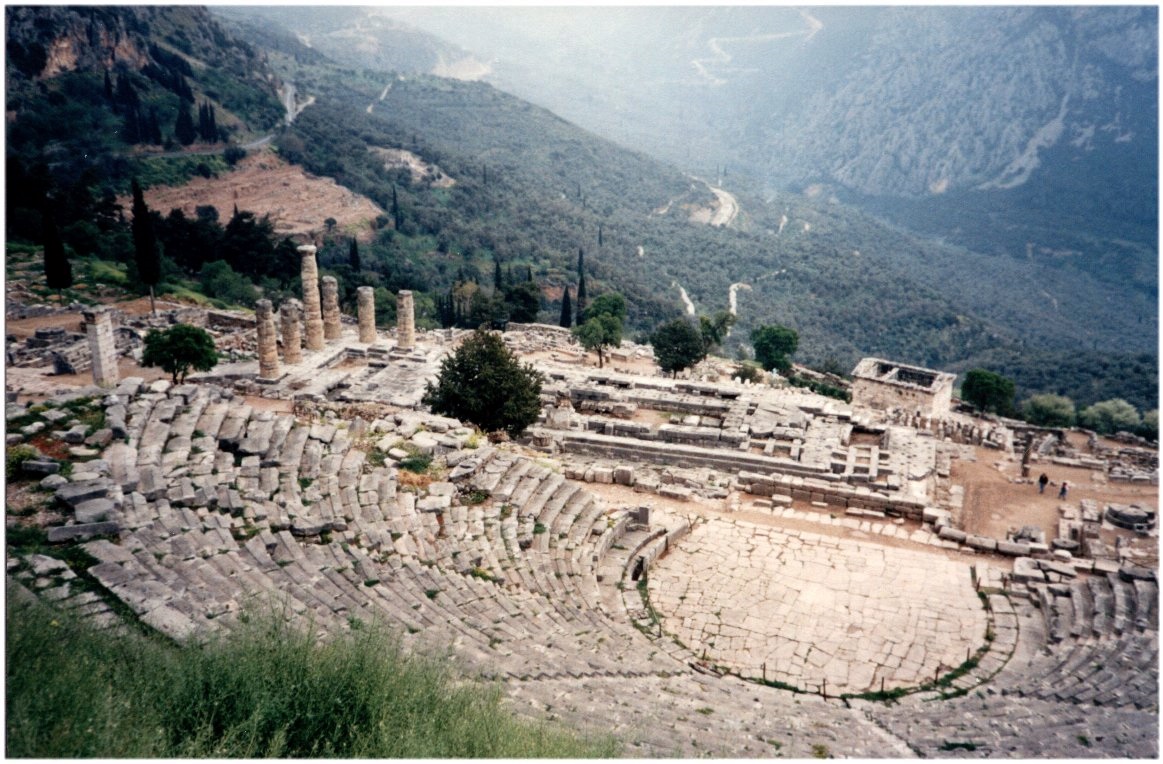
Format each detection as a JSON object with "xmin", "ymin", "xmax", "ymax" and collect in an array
[
  {"xmin": 255, "ymin": 299, "xmax": 280, "ymax": 379},
  {"xmin": 299, "ymin": 244, "xmax": 325, "ymax": 351},
  {"xmin": 321, "ymin": 276, "xmax": 341, "ymax": 341},
  {"xmin": 83, "ymin": 307, "xmax": 119, "ymax": 388},
  {"xmin": 280, "ymin": 298, "xmax": 303, "ymax": 364},
  {"xmin": 357, "ymin": 286, "xmax": 376, "ymax": 343},
  {"xmin": 396, "ymin": 290, "xmax": 415, "ymax": 350}
]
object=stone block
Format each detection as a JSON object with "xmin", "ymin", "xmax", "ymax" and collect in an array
[
  {"xmin": 613, "ymin": 465, "xmax": 635, "ymax": 486},
  {"xmin": 591, "ymin": 467, "xmax": 614, "ymax": 484},
  {"xmin": 965, "ymin": 534, "xmax": 997, "ymax": 551},
  {"xmin": 75, "ymin": 498, "xmax": 114, "ymax": 524},
  {"xmin": 55, "ymin": 479, "xmax": 112, "ymax": 507},
  {"xmin": 417, "ymin": 495, "xmax": 451, "ymax": 512},
  {"xmin": 47, "ymin": 521, "xmax": 121, "ymax": 543},
  {"xmin": 996, "ymin": 540, "xmax": 1031, "ymax": 556},
  {"xmin": 22, "ymin": 459, "xmax": 60, "ymax": 476}
]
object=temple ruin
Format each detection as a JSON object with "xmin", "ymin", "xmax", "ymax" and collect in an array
[{"xmin": 850, "ymin": 357, "xmax": 956, "ymax": 418}]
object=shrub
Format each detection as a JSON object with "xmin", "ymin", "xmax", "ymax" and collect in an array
[
  {"xmin": 6, "ymin": 444, "xmax": 41, "ymax": 480},
  {"xmin": 733, "ymin": 362, "xmax": 765, "ymax": 384},
  {"xmin": 1022, "ymin": 393, "xmax": 1075, "ymax": 427},
  {"xmin": 1078, "ymin": 398, "xmax": 1141, "ymax": 435}
]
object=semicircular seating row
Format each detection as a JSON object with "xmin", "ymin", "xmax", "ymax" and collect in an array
[{"xmin": 60, "ymin": 382, "xmax": 1154, "ymax": 758}]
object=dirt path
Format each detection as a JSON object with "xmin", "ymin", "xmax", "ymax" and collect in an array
[{"xmin": 707, "ymin": 185, "xmax": 739, "ymax": 227}]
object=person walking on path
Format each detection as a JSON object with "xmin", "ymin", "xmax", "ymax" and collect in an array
[
  {"xmin": 1058, "ymin": 481, "xmax": 1068, "ymax": 500},
  {"xmin": 1038, "ymin": 473, "xmax": 1049, "ymax": 494}
]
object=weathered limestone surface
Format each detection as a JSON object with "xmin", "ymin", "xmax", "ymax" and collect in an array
[
  {"xmin": 280, "ymin": 299, "xmax": 303, "ymax": 364},
  {"xmin": 321, "ymin": 276, "xmax": 341, "ymax": 341},
  {"xmin": 255, "ymin": 300, "xmax": 280, "ymax": 380},
  {"xmin": 299, "ymin": 245, "xmax": 324, "ymax": 351},
  {"xmin": 396, "ymin": 290, "xmax": 415, "ymax": 350},
  {"xmin": 84, "ymin": 307, "xmax": 119, "ymax": 388},
  {"xmin": 356, "ymin": 286, "xmax": 376, "ymax": 344}
]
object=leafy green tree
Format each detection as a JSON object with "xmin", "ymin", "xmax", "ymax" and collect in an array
[
  {"xmin": 960, "ymin": 369, "xmax": 1015, "ymax": 415},
  {"xmin": 651, "ymin": 319, "xmax": 704, "ymax": 377},
  {"xmin": 42, "ymin": 215, "xmax": 72, "ymax": 297},
  {"xmin": 131, "ymin": 179, "xmax": 160, "ymax": 315},
  {"xmin": 422, "ymin": 329, "xmax": 544, "ymax": 437},
  {"xmin": 468, "ymin": 291, "xmax": 509, "ymax": 329},
  {"xmin": 580, "ymin": 292, "xmax": 626, "ymax": 324},
  {"xmin": 699, "ymin": 311, "xmax": 736, "ymax": 356},
  {"xmin": 573, "ymin": 314, "xmax": 622, "ymax": 369},
  {"xmin": 559, "ymin": 286, "xmax": 572, "ymax": 329},
  {"xmin": 1078, "ymin": 398, "xmax": 1141, "ymax": 435},
  {"xmin": 199, "ymin": 261, "xmax": 256, "ymax": 307},
  {"xmin": 751, "ymin": 324, "xmax": 798, "ymax": 374},
  {"xmin": 141, "ymin": 324, "xmax": 219, "ymax": 384},
  {"xmin": 504, "ymin": 280, "xmax": 541, "ymax": 323},
  {"xmin": 1022, "ymin": 393, "xmax": 1075, "ymax": 427}
]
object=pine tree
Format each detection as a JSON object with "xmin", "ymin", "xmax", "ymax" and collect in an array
[
  {"xmin": 559, "ymin": 286, "xmax": 572, "ymax": 329},
  {"xmin": 131, "ymin": 179, "xmax": 161, "ymax": 315},
  {"xmin": 575, "ymin": 247, "xmax": 587, "ymax": 317}
]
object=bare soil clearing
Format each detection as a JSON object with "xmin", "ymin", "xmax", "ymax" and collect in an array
[
  {"xmin": 123, "ymin": 151, "xmax": 384, "ymax": 241},
  {"xmin": 957, "ymin": 443, "xmax": 1157, "ymax": 543}
]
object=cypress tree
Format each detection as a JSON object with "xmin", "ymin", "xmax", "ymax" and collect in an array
[
  {"xmin": 575, "ymin": 248, "xmax": 587, "ymax": 317},
  {"xmin": 174, "ymin": 103, "xmax": 196, "ymax": 145},
  {"xmin": 131, "ymin": 179, "xmax": 161, "ymax": 315},
  {"xmin": 559, "ymin": 286, "xmax": 572, "ymax": 328},
  {"xmin": 42, "ymin": 213, "xmax": 72, "ymax": 299},
  {"xmin": 349, "ymin": 239, "xmax": 361, "ymax": 271},
  {"xmin": 493, "ymin": 257, "xmax": 503, "ymax": 292}
]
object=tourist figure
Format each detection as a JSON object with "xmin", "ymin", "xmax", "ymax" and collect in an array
[
  {"xmin": 1058, "ymin": 481, "xmax": 1068, "ymax": 500},
  {"xmin": 1038, "ymin": 473, "xmax": 1049, "ymax": 494}
]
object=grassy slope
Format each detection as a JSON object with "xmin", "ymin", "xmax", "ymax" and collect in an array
[{"xmin": 5, "ymin": 588, "xmax": 616, "ymax": 758}]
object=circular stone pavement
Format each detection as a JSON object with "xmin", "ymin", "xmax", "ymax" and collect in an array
[{"xmin": 647, "ymin": 517, "xmax": 989, "ymax": 694}]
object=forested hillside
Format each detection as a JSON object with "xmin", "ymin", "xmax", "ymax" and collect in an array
[{"xmin": 5, "ymin": 6, "xmax": 1156, "ymax": 414}]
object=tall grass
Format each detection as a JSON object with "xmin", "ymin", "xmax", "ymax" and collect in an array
[{"xmin": 6, "ymin": 591, "xmax": 617, "ymax": 758}]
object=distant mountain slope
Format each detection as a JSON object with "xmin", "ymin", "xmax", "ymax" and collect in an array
[
  {"xmin": 6, "ymin": 5, "xmax": 283, "ymax": 184},
  {"xmin": 6, "ymin": 6, "xmax": 1150, "ymax": 412},
  {"xmin": 349, "ymin": 5, "xmax": 1157, "ymax": 305}
]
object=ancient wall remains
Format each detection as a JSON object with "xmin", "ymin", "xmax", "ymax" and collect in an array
[{"xmin": 850, "ymin": 358, "xmax": 954, "ymax": 419}]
